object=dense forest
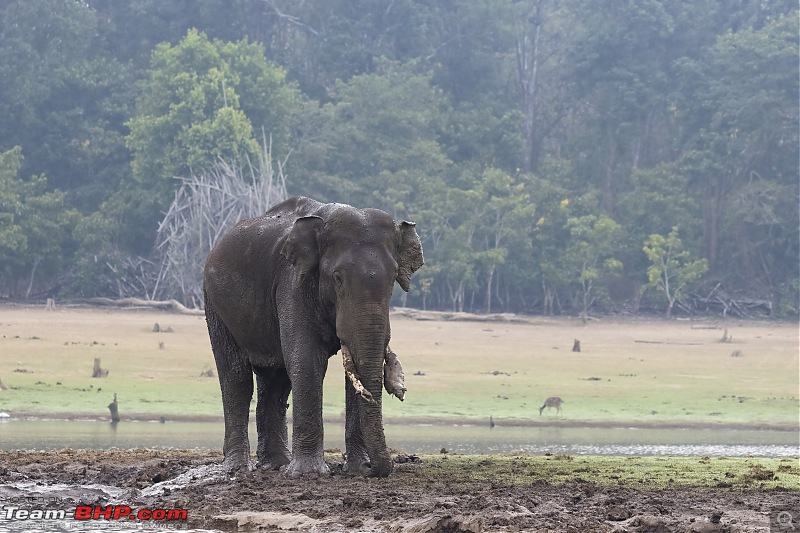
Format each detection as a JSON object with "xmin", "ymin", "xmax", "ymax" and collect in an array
[{"xmin": 0, "ymin": 0, "xmax": 797, "ymax": 317}]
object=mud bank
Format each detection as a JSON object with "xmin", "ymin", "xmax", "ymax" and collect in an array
[{"xmin": 1, "ymin": 449, "xmax": 797, "ymax": 532}]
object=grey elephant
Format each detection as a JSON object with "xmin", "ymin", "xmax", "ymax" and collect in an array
[{"xmin": 203, "ymin": 196, "xmax": 423, "ymax": 478}]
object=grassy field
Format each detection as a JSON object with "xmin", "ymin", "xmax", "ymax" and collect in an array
[
  {"xmin": 0, "ymin": 305, "xmax": 797, "ymax": 428},
  {"xmin": 401, "ymin": 454, "xmax": 800, "ymax": 490}
]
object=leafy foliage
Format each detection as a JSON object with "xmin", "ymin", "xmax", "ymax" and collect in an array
[
  {"xmin": 121, "ymin": 28, "xmax": 299, "ymax": 252},
  {"xmin": 643, "ymin": 228, "xmax": 709, "ymax": 317},
  {"xmin": 0, "ymin": 1, "xmax": 795, "ymax": 316},
  {"xmin": 0, "ymin": 148, "xmax": 79, "ymax": 298}
]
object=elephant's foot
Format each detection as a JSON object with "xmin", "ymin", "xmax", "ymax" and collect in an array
[
  {"xmin": 283, "ymin": 454, "xmax": 330, "ymax": 478},
  {"xmin": 342, "ymin": 453, "xmax": 372, "ymax": 476},
  {"xmin": 256, "ymin": 452, "xmax": 291, "ymax": 471},
  {"xmin": 222, "ymin": 452, "xmax": 253, "ymax": 475}
]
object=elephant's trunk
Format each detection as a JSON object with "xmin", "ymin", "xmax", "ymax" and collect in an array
[
  {"xmin": 357, "ymin": 349, "xmax": 392, "ymax": 477},
  {"xmin": 342, "ymin": 315, "xmax": 393, "ymax": 477}
]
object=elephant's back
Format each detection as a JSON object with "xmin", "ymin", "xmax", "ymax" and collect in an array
[
  {"xmin": 264, "ymin": 196, "xmax": 325, "ymax": 218},
  {"xmin": 204, "ymin": 205, "xmax": 292, "ymax": 292}
]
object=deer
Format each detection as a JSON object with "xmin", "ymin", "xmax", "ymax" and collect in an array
[{"xmin": 539, "ymin": 396, "xmax": 563, "ymax": 417}]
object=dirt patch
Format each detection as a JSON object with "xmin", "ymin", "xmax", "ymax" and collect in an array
[{"xmin": 1, "ymin": 450, "xmax": 796, "ymax": 532}]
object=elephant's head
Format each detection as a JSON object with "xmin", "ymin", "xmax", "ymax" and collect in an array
[{"xmin": 282, "ymin": 205, "xmax": 423, "ymax": 476}]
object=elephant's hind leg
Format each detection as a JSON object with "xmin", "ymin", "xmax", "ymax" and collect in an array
[
  {"xmin": 254, "ymin": 367, "xmax": 292, "ymax": 469},
  {"xmin": 206, "ymin": 297, "xmax": 253, "ymax": 473}
]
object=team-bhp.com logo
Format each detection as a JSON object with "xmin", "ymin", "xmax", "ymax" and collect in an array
[{"xmin": 3, "ymin": 504, "xmax": 188, "ymax": 522}]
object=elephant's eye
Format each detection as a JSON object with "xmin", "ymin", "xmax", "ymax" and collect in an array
[{"xmin": 333, "ymin": 272, "xmax": 343, "ymax": 287}]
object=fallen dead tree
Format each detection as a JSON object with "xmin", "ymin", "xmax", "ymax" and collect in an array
[
  {"xmin": 688, "ymin": 283, "xmax": 773, "ymax": 318},
  {"xmin": 391, "ymin": 307, "xmax": 533, "ymax": 323},
  {"xmin": 83, "ymin": 297, "xmax": 204, "ymax": 316}
]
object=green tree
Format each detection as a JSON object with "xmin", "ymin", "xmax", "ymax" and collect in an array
[
  {"xmin": 616, "ymin": 164, "xmax": 699, "ymax": 289},
  {"xmin": 564, "ymin": 215, "xmax": 623, "ymax": 323},
  {"xmin": 0, "ymin": 147, "xmax": 79, "ymax": 298},
  {"xmin": 120, "ymin": 28, "xmax": 299, "ymax": 253},
  {"xmin": 0, "ymin": 0, "xmax": 133, "ymax": 213},
  {"xmin": 643, "ymin": 227, "xmax": 708, "ymax": 318},
  {"xmin": 471, "ymin": 168, "xmax": 536, "ymax": 313},
  {"xmin": 676, "ymin": 11, "xmax": 798, "ymax": 304},
  {"xmin": 292, "ymin": 62, "xmax": 451, "ymax": 207}
]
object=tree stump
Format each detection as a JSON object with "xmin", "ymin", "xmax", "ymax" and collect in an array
[
  {"xmin": 92, "ymin": 358, "xmax": 109, "ymax": 378},
  {"xmin": 108, "ymin": 393, "xmax": 120, "ymax": 423},
  {"xmin": 572, "ymin": 339, "xmax": 581, "ymax": 352}
]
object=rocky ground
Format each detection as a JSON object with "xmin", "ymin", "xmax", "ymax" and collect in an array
[{"xmin": 1, "ymin": 449, "xmax": 797, "ymax": 532}]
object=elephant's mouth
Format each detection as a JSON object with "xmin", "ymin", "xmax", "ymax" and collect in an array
[{"xmin": 340, "ymin": 344, "xmax": 406, "ymax": 402}]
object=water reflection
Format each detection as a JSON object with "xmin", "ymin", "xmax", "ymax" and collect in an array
[{"xmin": 0, "ymin": 419, "xmax": 796, "ymax": 457}]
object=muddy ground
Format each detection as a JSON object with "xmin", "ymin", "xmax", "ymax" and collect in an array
[{"xmin": 1, "ymin": 450, "xmax": 797, "ymax": 532}]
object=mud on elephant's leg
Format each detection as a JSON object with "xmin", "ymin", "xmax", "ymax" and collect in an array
[
  {"xmin": 283, "ymin": 351, "xmax": 330, "ymax": 478},
  {"xmin": 383, "ymin": 346, "xmax": 406, "ymax": 401},
  {"xmin": 207, "ymin": 306, "xmax": 254, "ymax": 474},
  {"xmin": 218, "ymin": 367, "xmax": 254, "ymax": 474},
  {"xmin": 254, "ymin": 368, "xmax": 292, "ymax": 470}
]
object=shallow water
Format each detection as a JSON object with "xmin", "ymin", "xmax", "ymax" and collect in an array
[{"xmin": 0, "ymin": 419, "xmax": 797, "ymax": 457}]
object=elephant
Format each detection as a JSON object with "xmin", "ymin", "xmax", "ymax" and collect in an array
[{"xmin": 203, "ymin": 196, "xmax": 423, "ymax": 478}]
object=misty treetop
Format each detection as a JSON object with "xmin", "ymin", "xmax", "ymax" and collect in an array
[{"xmin": 0, "ymin": 0, "xmax": 796, "ymax": 317}]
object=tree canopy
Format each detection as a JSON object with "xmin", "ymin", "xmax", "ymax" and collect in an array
[{"xmin": 0, "ymin": 0, "xmax": 796, "ymax": 317}]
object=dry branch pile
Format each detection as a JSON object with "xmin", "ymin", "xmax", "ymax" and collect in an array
[
  {"xmin": 687, "ymin": 283, "xmax": 773, "ymax": 317},
  {"xmin": 154, "ymin": 139, "xmax": 288, "ymax": 307}
]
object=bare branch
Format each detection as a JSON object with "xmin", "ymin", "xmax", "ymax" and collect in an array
[
  {"xmin": 264, "ymin": 0, "xmax": 319, "ymax": 35},
  {"xmin": 151, "ymin": 140, "xmax": 288, "ymax": 306}
]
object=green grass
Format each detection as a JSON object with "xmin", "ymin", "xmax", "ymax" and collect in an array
[
  {"xmin": 374, "ymin": 316, "xmax": 799, "ymax": 428},
  {"xmin": 1, "ymin": 306, "xmax": 797, "ymax": 429},
  {"xmin": 388, "ymin": 454, "xmax": 800, "ymax": 490},
  {"xmin": 2, "ymin": 375, "xmax": 221, "ymax": 418},
  {"xmin": 0, "ymin": 307, "xmax": 222, "ymax": 419}
]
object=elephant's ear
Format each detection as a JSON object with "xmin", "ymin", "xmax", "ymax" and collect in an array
[
  {"xmin": 396, "ymin": 221, "xmax": 424, "ymax": 292},
  {"xmin": 281, "ymin": 215, "xmax": 323, "ymax": 288}
]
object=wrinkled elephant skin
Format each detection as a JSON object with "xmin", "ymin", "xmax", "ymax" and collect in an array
[{"xmin": 203, "ymin": 197, "xmax": 423, "ymax": 478}]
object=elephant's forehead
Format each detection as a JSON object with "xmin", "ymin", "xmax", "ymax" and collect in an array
[{"xmin": 325, "ymin": 207, "xmax": 394, "ymax": 238}]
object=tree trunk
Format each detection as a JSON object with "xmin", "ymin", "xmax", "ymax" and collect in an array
[
  {"xmin": 92, "ymin": 358, "xmax": 109, "ymax": 378},
  {"xmin": 25, "ymin": 258, "xmax": 40, "ymax": 300},
  {"xmin": 485, "ymin": 263, "xmax": 495, "ymax": 314},
  {"xmin": 516, "ymin": 0, "xmax": 545, "ymax": 174},
  {"xmin": 702, "ymin": 179, "xmax": 723, "ymax": 274}
]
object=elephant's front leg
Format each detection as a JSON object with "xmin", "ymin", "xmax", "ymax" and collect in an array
[
  {"xmin": 284, "ymin": 349, "xmax": 331, "ymax": 478},
  {"xmin": 254, "ymin": 368, "xmax": 292, "ymax": 470},
  {"xmin": 343, "ymin": 376, "xmax": 371, "ymax": 475}
]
